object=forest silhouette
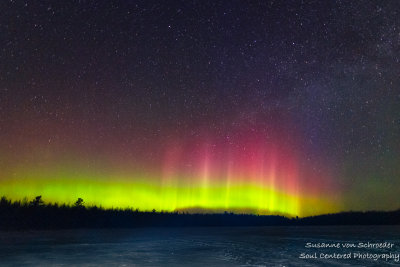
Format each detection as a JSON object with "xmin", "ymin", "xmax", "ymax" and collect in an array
[{"xmin": 1, "ymin": 196, "xmax": 399, "ymax": 230}]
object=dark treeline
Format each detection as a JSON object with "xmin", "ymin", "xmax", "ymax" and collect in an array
[
  {"xmin": 1, "ymin": 196, "xmax": 400, "ymax": 230},
  {"xmin": 300, "ymin": 211, "xmax": 400, "ymax": 225}
]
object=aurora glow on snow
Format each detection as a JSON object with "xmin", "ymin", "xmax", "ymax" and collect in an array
[{"xmin": 1, "ymin": 1, "xmax": 399, "ymax": 217}]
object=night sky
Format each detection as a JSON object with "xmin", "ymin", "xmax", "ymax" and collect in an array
[{"xmin": 0, "ymin": 0, "xmax": 399, "ymax": 216}]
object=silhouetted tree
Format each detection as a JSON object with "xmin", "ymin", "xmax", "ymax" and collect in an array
[
  {"xmin": 0, "ymin": 196, "xmax": 11, "ymax": 206},
  {"xmin": 74, "ymin": 198, "xmax": 85, "ymax": 208},
  {"xmin": 29, "ymin": 196, "xmax": 44, "ymax": 207}
]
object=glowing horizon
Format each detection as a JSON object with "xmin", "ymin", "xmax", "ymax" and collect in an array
[
  {"xmin": 0, "ymin": 128, "xmax": 342, "ymax": 217},
  {"xmin": 0, "ymin": 169, "xmax": 339, "ymax": 217}
]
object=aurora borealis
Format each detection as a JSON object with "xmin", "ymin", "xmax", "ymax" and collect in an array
[
  {"xmin": 1, "ymin": 1, "xmax": 399, "ymax": 217},
  {"xmin": 1, "ymin": 126, "xmax": 340, "ymax": 217},
  {"xmin": 0, "ymin": 123, "xmax": 340, "ymax": 217}
]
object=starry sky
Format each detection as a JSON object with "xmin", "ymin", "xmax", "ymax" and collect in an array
[{"xmin": 0, "ymin": 0, "xmax": 399, "ymax": 216}]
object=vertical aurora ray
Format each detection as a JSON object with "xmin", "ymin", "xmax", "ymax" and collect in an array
[
  {"xmin": 0, "ymin": 125, "xmax": 342, "ymax": 217},
  {"xmin": 0, "ymin": 0, "xmax": 398, "ymax": 227}
]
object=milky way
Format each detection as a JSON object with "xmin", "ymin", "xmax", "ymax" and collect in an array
[{"xmin": 0, "ymin": 1, "xmax": 399, "ymax": 216}]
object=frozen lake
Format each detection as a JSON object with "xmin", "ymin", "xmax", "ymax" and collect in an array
[{"xmin": 1, "ymin": 226, "xmax": 400, "ymax": 266}]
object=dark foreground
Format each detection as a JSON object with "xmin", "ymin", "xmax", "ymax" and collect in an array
[
  {"xmin": 1, "ymin": 197, "xmax": 400, "ymax": 229},
  {"xmin": 1, "ymin": 226, "xmax": 400, "ymax": 266}
]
